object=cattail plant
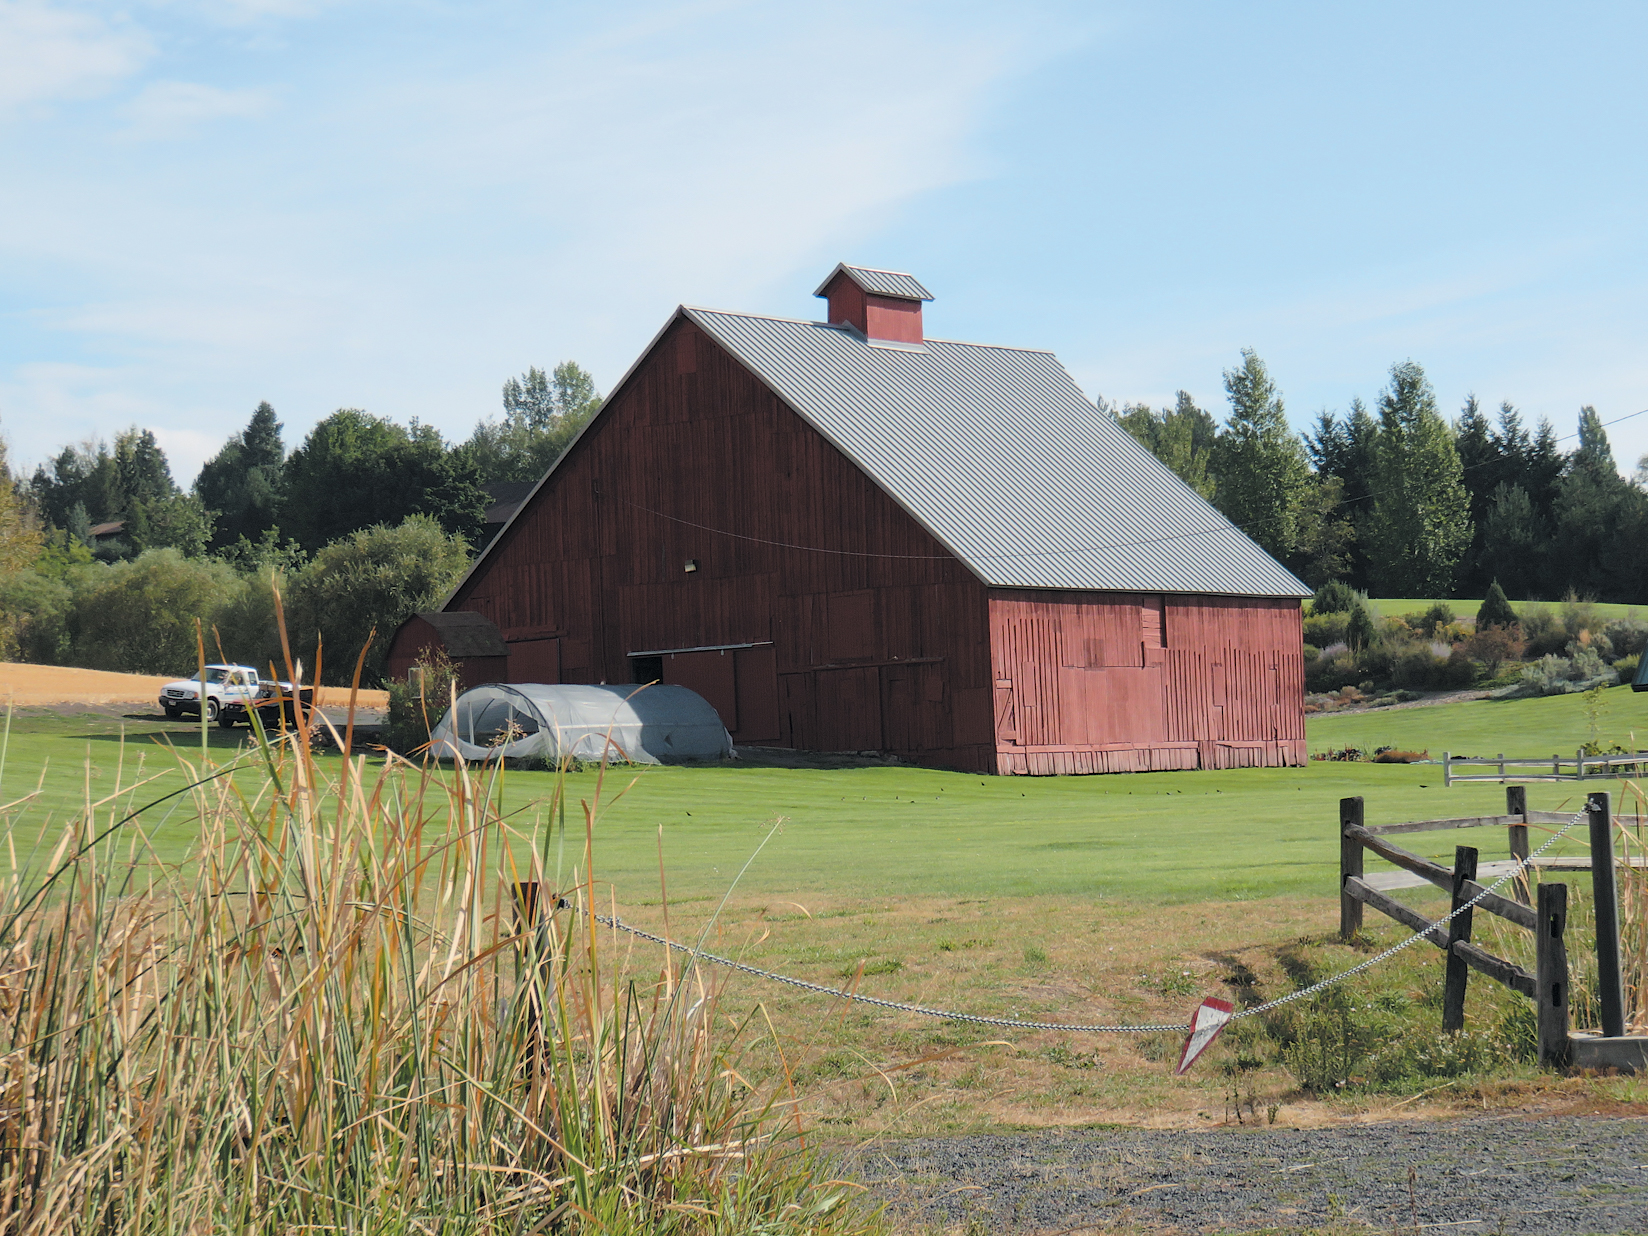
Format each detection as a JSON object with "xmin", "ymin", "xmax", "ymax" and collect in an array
[{"xmin": 0, "ymin": 629, "xmax": 876, "ymax": 1234}]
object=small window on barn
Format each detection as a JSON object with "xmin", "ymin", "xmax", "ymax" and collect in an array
[
  {"xmin": 1141, "ymin": 596, "xmax": 1166, "ymax": 648},
  {"xmin": 631, "ymin": 655, "xmax": 663, "ymax": 684}
]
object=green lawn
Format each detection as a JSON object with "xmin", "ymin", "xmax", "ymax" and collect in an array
[
  {"xmin": 2, "ymin": 695, "xmax": 1633, "ymax": 909},
  {"xmin": 1370, "ymin": 596, "xmax": 1644, "ymax": 623},
  {"xmin": 1310, "ymin": 679, "xmax": 1648, "ymax": 757}
]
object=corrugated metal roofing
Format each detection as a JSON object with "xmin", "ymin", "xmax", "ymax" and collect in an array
[
  {"xmin": 684, "ymin": 308, "xmax": 1311, "ymax": 598},
  {"xmin": 811, "ymin": 263, "xmax": 934, "ymax": 302}
]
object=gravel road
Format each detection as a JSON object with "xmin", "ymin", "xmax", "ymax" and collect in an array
[{"xmin": 850, "ymin": 1116, "xmax": 1648, "ymax": 1233}]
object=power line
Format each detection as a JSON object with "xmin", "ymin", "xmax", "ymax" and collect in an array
[{"xmin": 620, "ymin": 405, "xmax": 1648, "ymax": 567}]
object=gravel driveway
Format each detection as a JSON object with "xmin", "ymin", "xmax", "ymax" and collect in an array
[{"xmin": 851, "ymin": 1116, "xmax": 1648, "ymax": 1233}]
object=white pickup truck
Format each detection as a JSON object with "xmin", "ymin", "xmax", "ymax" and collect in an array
[{"xmin": 157, "ymin": 664, "xmax": 263, "ymax": 722}]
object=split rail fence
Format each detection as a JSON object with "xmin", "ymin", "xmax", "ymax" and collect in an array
[
  {"xmin": 1442, "ymin": 750, "xmax": 1648, "ymax": 786},
  {"xmin": 1339, "ymin": 788, "xmax": 1630, "ymax": 1067}
]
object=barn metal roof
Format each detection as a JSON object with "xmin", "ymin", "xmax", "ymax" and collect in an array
[
  {"xmin": 684, "ymin": 307, "xmax": 1311, "ymax": 598},
  {"xmin": 812, "ymin": 263, "xmax": 934, "ymax": 302}
]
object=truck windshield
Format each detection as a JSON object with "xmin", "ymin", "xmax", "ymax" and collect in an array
[{"xmin": 199, "ymin": 668, "xmax": 231, "ymax": 684}]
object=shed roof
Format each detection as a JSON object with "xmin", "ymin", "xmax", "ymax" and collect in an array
[
  {"xmin": 812, "ymin": 263, "xmax": 934, "ymax": 302},
  {"xmin": 682, "ymin": 308, "xmax": 1310, "ymax": 598},
  {"xmin": 411, "ymin": 610, "xmax": 508, "ymax": 658}
]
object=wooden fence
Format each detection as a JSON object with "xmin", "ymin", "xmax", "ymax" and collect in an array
[
  {"xmin": 1442, "ymin": 750, "xmax": 1648, "ymax": 786},
  {"xmin": 1338, "ymin": 788, "xmax": 1630, "ymax": 1067}
]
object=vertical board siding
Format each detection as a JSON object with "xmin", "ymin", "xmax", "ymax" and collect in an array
[
  {"xmin": 449, "ymin": 317, "xmax": 995, "ymax": 768},
  {"xmin": 990, "ymin": 590, "xmax": 1305, "ymax": 774}
]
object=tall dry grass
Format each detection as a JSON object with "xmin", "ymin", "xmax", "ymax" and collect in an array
[{"xmin": 0, "ymin": 686, "xmax": 875, "ymax": 1232}]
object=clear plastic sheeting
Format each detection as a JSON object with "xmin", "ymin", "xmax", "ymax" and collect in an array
[{"xmin": 428, "ymin": 683, "xmax": 732, "ymax": 764}]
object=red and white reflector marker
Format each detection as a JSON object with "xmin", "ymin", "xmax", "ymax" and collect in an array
[{"xmin": 1175, "ymin": 997, "xmax": 1235, "ymax": 1075}]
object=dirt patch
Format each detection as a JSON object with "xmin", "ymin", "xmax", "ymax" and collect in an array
[{"xmin": 0, "ymin": 663, "xmax": 388, "ymax": 709}]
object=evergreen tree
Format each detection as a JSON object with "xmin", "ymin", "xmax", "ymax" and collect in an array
[
  {"xmin": 1363, "ymin": 361, "xmax": 1473, "ymax": 596},
  {"xmin": 195, "ymin": 402, "xmax": 286, "ymax": 550},
  {"xmin": 1480, "ymin": 482, "xmax": 1548, "ymax": 598},
  {"xmin": 1549, "ymin": 409, "xmax": 1648, "ymax": 601},
  {"xmin": 1212, "ymin": 349, "xmax": 1310, "ymax": 562},
  {"xmin": 1116, "ymin": 390, "xmax": 1218, "ymax": 499},
  {"xmin": 1304, "ymin": 398, "xmax": 1379, "ymax": 588},
  {"xmin": 1477, "ymin": 579, "xmax": 1518, "ymax": 629}
]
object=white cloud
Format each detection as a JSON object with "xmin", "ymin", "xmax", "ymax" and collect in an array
[
  {"xmin": 124, "ymin": 80, "xmax": 273, "ymax": 138},
  {"xmin": 0, "ymin": 0, "xmax": 150, "ymax": 112}
]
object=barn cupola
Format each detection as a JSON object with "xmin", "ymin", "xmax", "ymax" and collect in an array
[{"xmin": 813, "ymin": 263, "xmax": 934, "ymax": 345}]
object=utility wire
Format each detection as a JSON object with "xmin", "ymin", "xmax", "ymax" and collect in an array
[{"xmin": 618, "ymin": 405, "xmax": 1648, "ymax": 566}]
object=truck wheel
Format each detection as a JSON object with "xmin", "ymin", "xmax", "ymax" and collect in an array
[{"xmin": 204, "ymin": 699, "xmax": 220, "ymax": 723}]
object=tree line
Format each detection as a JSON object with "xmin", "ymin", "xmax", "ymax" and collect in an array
[
  {"xmin": 1115, "ymin": 354, "xmax": 1648, "ymax": 602},
  {"xmin": 0, "ymin": 363, "xmax": 601, "ymax": 685}
]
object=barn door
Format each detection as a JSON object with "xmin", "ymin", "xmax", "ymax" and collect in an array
[
  {"xmin": 814, "ymin": 667, "xmax": 882, "ymax": 751},
  {"xmin": 1004, "ymin": 618, "xmax": 1061, "ymax": 747},
  {"xmin": 664, "ymin": 650, "xmax": 738, "ymax": 732}
]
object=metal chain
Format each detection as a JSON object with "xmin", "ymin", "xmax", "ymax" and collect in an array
[
  {"xmin": 595, "ymin": 808, "xmax": 1587, "ymax": 1036},
  {"xmin": 1229, "ymin": 807, "xmax": 1584, "ymax": 1020}
]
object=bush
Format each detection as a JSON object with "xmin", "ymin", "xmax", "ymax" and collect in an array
[
  {"xmin": 284, "ymin": 515, "xmax": 472, "ymax": 686},
  {"xmin": 1520, "ymin": 605, "xmax": 1566, "ymax": 658},
  {"xmin": 0, "ymin": 568, "xmax": 74, "ymax": 663},
  {"xmin": 1390, "ymin": 646, "xmax": 1443, "ymax": 689},
  {"xmin": 66, "ymin": 549, "xmax": 247, "ymax": 676},
  {"xmin": 1346, "ymin": 605, "xmax": 1378, "ymax": 651},
  {"xmin": 1302, "ymin": 611, "xmax": 1349, "ymax": 647},
  {"xmin": 1465, "ymin": 624, "xmax": 1524, "ymax": 677},
  {"xmin": 1478, "ymin": 580, "xmax": 1518, "ymax": 629},
  {"xmin": 386, "ymin": 646, "xmax": 462, "ymax": 754},
  {"xmin": 1603, "ymin": 618, "xmax": 1648, "ymax": 662},
  {"xmin": 1305, "ymin": 650, "xmax": 1364, "ymax": 693},
  {"xmin": 1614, "ymin": 653, "xmax": 1641, "ymax": 685},
  {"xmin": 1417, "ymin": 602, "xmax": 1454, "ymax": 636},
  {"xmin": 1518, "ymin": 646, "xmax": 1619, "ymax": 696},
  {"xmin": 1310, "ymin": 580, "xmax": 1361, "ymax": 615}
]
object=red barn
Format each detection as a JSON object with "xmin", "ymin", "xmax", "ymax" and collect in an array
[{"xmin": 388, "ymin": 264, "xmax": 1311, "ymax": 774}]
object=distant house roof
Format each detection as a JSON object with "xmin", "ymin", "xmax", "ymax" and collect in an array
[
  {"xmin": 411, "ymin": 610, "xmax": 508, "ymax": 658},
  {"xmin": 87, "ymin": 520, "xmax": 126, "ymax": 539},
  {"xmin": 681, "ymin": 308, "xmax": 1310, "ymax": 598},
  {"xmin": 812, "ymin": 263, "xmax": 934, "ymax": 302},
  {"xmin": 483, "ymin": 481, "xmax": 536, "ymax": 526}
]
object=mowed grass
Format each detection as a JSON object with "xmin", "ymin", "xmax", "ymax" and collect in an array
[
  {"xmin": 4, "ymin": 695, "xmax": 1635, "ymax": 903},
  {"xmin": 1310, "ymin": 679, "xmax": 1648, "ymax": 759},
  {"xmin": 1371, "ymin": 596, "xmax": 1645, "ymax": 623},
  {"xmin": 5, "ymin": 696, "xmax": 1645, "ymax": 1137}
]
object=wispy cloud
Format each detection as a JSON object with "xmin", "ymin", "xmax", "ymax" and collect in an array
[
  {"xmin": 0, "ymin": 1, "xmax": 150, "ymax": 113},
  {"xmin": 124, "ymin": 80, "xmax": 273, "ymax": 139}
]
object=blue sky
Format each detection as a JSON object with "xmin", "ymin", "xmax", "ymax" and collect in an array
[{"xmin": 4, "ymin": 0, "xmax": 1647, "ymax": 486}]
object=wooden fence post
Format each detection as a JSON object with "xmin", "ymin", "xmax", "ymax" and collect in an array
[
  {"xmin": 1443, "ymin": 751, "xmax": 1452, "ymax": 788},
  {"xmin": 1536, "ymin": 882, "xmax": 1571, "ymax": 1067},
  {"xmin": 1506, "ymin": 785, "xmax": 1531, "ymax": 906},
  {"xmin": 1442, "ymin": 845, "xmax": 1479, "ymax": 1032},
  {"xmin": 1588, "ymin": 791, "xmax": 1626, "ymax": 1038},
  {"xmin": 1340, "ymin": 797, "xmax": 1364, "ymax": 940}
]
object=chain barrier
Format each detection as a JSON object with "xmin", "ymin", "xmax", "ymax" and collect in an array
[{"xmin": 595, "ymin": 809, "xmax": 1586, "ymax": 1035}]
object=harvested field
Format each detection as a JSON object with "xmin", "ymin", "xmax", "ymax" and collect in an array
[{"xmin": 0, "ymin": 662, "xmax": 388, "ymax": 708}]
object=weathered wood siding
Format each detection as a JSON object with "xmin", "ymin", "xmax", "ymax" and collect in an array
[
  {"xmin": 447, "ymin": 317, "xmax": 998, "ymax": 769},
  {"xmin": 988, "ymin": 591, "xmax": 1306, "ymax": 774}
]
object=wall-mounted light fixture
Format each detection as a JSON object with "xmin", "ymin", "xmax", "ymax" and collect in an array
[{"xmin": 683, "ymin": 559, "xmax": 699, "ymax": 573}]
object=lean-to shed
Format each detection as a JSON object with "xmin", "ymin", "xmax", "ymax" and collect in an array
[{"xmin": 399, "ymin": 264, "xmax": 1312, "ymax": 774}]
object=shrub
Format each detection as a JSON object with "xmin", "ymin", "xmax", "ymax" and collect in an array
[
  {"xmin": 1310, "ymin": 580, "xmax": 1361, "ymax": 615},
  {"xmin": 0, "ymin": 567, "xmax": 74, "ymax": 663},
  {"xmin": 1305, "ymin": 650, "xmax": 1364, "ymax": 693},
  {"xmin": 1417, "ymin": 602, "xmax": 1454, "ymax": 636},
  {"xmin": 1346, "ymin": 605, "xmax": 1378, "ymax": 651},
  {"xmin": 1302, "ymin": 611, "xmax": 1349, "ymax": 647},
  {"xmin": 1520, "ymin": 605, "xmax": 1566, "ymax": 657},
  {"xmin": 1477, "ymin": 579, "xmax": 1517, "ymax": 630},
  {"xmin": 1390, "ymin": 646, "xmax": 1443, "ymax": 689},
  {"xmin": 386, "ymin": 645, "xmax": 463, "ymax": 753},
  {"xmin": 1616, "ymin": 653, "xmax": 1642, "ymax": 685},
  {"xmin": 1440, "ymin": 645, "xmax": 1479, "ymax": 688},
  {"xmin": 1518, "ymin": 646, "xmax": 1619, "ymax": 696},
  {"xmin": 1603, "ymin": 618, "xmax": 1648, "ymax": 662},
  {"xmin": 66, "ymin": 549, "xmax": 247, "ymax": 675},
  {"xmin": 1465, "ymin": 624, "xmax": 1524, "ymax": 677}
]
